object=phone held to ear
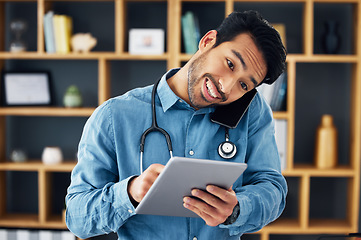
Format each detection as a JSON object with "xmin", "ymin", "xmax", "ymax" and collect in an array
[{"xmin": 210, "ymin": 88, "xmax": 257, "ymax": 128}]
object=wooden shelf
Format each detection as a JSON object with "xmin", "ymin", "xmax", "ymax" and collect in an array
[
  {"xmin": 0, "ymin": 0, "xmax": 360, "ymax": 239},
  {"xmin": 261, "ymin": 218, "xmax": 301, "ymax": 233},
  {"xmin": 0, "ymin": 107, "xmax": 95, "ymax": 117},
  {"xmin": 286, "ymin": 54, "xmax": 359, "ymax": 63},
  {"xmin": 283, "ymin": 165, "xmax": 356, "ymax": 177},
  {"xmin": 0, "ymin": 161, "xmax": 76, "ymax": 172},
  {"xmin": 0, "ymin": 51, "xmax": 169, "ymax": 60},
  {"xmin": 0, "ymin": 213, "xmax": 66, "ymax": 229}
]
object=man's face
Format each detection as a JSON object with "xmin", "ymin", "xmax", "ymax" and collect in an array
[{"xmin": 187, "ymin": 33, "xmax": 267, "ymax": 109}]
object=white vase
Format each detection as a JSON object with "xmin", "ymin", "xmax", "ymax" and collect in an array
[{"xmin": 42, "ymin": 146, "xmax": 63, "ymax": 165}]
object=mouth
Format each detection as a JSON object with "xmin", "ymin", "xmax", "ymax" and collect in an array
[{"xmin": 203, "ymin": 77, "xmax": 222, "ymax": 102}]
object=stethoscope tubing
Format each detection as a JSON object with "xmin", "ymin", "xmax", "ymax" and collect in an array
[
  {"xmin": 139, "ymin": 77, "xmax": 236, "ymax": 174},
  {"xmin": 139, "ymin": 78, "xmax": 173, "ymax": 173}
]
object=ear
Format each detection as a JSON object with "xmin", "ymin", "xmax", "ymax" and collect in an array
[{"xmin": 198, "ymin": 30, "xmax": 217, "ymax": 52}]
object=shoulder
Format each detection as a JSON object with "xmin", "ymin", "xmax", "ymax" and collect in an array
[
  {"xmin": 88, "ymin": 85, "xmax": 153, "ymax": 123},
  {"xmin": 99, "ymin": 85, "xmax": 153, "ymax": 111},
  {"xmin": 249, "ymin": 91, "xmax": 273, "ymax": 119},
  {"xmin": 245, "ymin": 91, "xmax": 274, "ymax": 132}
]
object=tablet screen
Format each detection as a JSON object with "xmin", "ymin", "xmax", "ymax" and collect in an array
[{"xmin": 135, "ymin": 157, "xmax": 247, "ymax": 218}]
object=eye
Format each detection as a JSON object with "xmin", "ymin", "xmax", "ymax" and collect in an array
[
  {"xmin": 240, "ymin": 82, "xmax": 248, "ymax": 91},
  {"xmin": 226, "ymin": 59, "xmax": 234, "ymax": 71}
]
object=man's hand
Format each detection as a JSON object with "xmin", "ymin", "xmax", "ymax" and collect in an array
[
  {"xmin": 183, "ymin": 185, "xmax": 238, "ymax": 226},
  {"xmin": 127, "ymin": 164, "xmax": 165, "ymax": 204}
]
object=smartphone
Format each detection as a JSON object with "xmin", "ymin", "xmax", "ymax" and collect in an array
[{"xmin": 210, "ymin": 88, "xmax": 257, "ymax": 128}]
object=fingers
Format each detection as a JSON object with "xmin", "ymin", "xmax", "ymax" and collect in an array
[
  {"xmin": 183, "ymin": 185, "xmax": 238, "ymax": 226},
  {"xmin": 128, "ymin": 164, "xmax": 165, "ymax": 203}
]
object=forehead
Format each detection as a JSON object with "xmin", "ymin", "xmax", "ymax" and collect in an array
[
  {"xmin": 220, "ymin": 33, "xmax": 267, "ymax": 81},
  {"xmin": 221, "ymin": 33, "xmax": 262, "ymax": 56}
]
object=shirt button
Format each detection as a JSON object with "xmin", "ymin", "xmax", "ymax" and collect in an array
[
  {"xmin": 193, "ymin": 237, "xmax": 197, "ymax": 240},
  {"xmin": 179, "ymin": 99, "xmax": 183, "ymax": 103},
  {"xmin": 189, "ymin": 150, "xmax": 194, "ymax": 156},
  {"xmin": 128, "ymin": 209, "xmax": 133, "ymax": 213}
]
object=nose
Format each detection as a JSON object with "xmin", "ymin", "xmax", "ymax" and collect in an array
[{"xmin": 218, "ymin": 78, "xmax": 237, "ymax": 95}]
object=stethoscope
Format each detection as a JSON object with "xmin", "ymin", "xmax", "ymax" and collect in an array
[{"xmin": 139, "ymin": 78, "xmax": 237, "ymax": 173}]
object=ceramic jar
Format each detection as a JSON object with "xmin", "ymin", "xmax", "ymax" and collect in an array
[
  {"xmin": 63, "ymin": 85, "xmax": 83, "ymax": 108},
  {"xmin": 42, "ymin": 146, "xmax": 63, "ymax": 165}
]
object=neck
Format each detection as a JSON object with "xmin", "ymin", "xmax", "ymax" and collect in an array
[{"xmin": 167, "ymin": 66, "xmax": 191, "ymax": 105}]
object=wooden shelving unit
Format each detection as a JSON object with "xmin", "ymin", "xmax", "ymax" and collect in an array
[{"xmin": 0, "ymin": 0, "xmax": 360, "ymax": 239}]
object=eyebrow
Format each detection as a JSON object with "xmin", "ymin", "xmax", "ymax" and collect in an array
[
  {"xmin": 232, "ymin": 50, "xmax": 247, "ymax": 70},
  {"xmin": 232, "ymin": 49, "xmax": 259, "ymax": 88}
]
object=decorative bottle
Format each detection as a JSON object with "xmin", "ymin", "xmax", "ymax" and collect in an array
[
  {"xmin": 321, "ymin": 20, "xmax": 341, "ymax": 54},
  {"xmin": 314, "ymin": 115, "xmax": 338, "ymax": 169}
]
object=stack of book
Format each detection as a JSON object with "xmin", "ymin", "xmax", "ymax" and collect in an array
[
  {"xmin": 257, "ymin": 73, "xmax": 287, "ymax": 111},
  {"xmin": 181, "ymin": 11, "xmax": 200, "ymax": 54},
  {"xmin": 43, "ymin": 11, "xmax": 73, "ymax": 54}
]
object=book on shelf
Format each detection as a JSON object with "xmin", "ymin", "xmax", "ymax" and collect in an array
[
  {"xmin": 44, "ymin": 11, "xmax": 73, "ymax": 54},
  {"xmin": 257, "ymin": 72, "xmax": 287, "ymax": 111},
  {"xmin": 181, "ymin": 11, "xmax": 200, "ymax": 54},
  {"xmin": 274, "ymin": 119, "xmax": 287, "ymax": 171},
  {"xmin": 43, "ymin": 11, "xmax": 56, "ymax": 53}
]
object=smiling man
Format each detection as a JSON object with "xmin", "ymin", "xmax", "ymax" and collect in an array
[{"xmin": 66, "ymin": 10, "xmax": 288, "ymax": 240}]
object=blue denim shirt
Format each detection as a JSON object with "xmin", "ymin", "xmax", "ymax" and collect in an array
[{"xmin": 66, "ymin": 69, "xmax": 287, "ymax": 240}]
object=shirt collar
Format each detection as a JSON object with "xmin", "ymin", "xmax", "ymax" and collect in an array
[{"xmin": 157, "ymin": 68, "xmax": 182, "ymax": 112}]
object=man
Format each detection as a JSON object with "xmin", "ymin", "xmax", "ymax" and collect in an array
[{"xmin": 66, "ymin": 10, "xmax": 287, "ymax": 239}]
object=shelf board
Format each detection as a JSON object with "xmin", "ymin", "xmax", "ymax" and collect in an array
[
  {"xmin": 1, "ymin": 52, "xmax": 358, "ymax": 63},
  {"xmin": 308, "ymin": 219, "xmax": 354, "ymax": 233},
  {"xmin": 257, "ymin": 218, "xmax": 354, "ymax": 234},
  {"xmin": 0, "ymin": 161, "xmax": 76, "ymax": 172},
  {"xmin": 0, "ymin": 51, "xmax": 169, "ymax": 60},
  {"xmin": 287, "ymin": 54, "xmax": 359, "ymax": 63},
  {"xmin": 273, "ymin": 111, "xmax": 290, "ymax": 119},
  {"xmin": 0, "ymin": 213, "xmax": 66, "ymax": 229},
  {"xmin": 260, "ymin": 218, "xmax": 301, "ymax": 233},
  {"xmin": 283, "ymin": 164, "xmax": 355, "ymax": 177},
  {"xmin": 0, "ymin": 107, "xmax": 95, "ymax": 116},
  {"xmin": 0, "ymin": 214, "xmax": 39, "ymax": 228}
]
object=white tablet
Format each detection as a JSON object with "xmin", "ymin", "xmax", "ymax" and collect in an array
[{"xmin": 135, "ymin": 156, "xmax": 247, "ymax": 218}]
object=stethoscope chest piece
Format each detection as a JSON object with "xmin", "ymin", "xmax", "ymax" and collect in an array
[
  {"xmin": 218, "ymin": 141, "xmax": 237, "ymax": 159},
  {"xmin": 218, "ymin": 127, "xmax": 237, "ymax": 159}
]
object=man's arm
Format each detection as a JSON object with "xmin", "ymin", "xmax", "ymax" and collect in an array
[{"xmin": 65, "ymin": 101, "xmax": 136, "ymax": 239}]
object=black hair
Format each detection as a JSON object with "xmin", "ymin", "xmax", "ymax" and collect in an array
[{"xmin": 214, "ymin": 10, "xmax": 287, "ymax": 85}]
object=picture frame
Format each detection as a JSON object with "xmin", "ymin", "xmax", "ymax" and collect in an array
[
  {"xmin": 129, "ymin": 28, "xmax": 165, "ymax": 55},
  {"xmin": 1, "ymin": 72, "xmax": 52, "ymax": 106}
]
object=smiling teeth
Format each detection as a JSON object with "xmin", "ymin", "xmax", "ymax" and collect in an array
[{"xmin": 206, "ymin": 80, "xmax": 218, "ymax": 98}]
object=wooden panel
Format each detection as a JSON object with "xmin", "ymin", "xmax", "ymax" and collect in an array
[
  {"xmin": 98, "ymin": 58, "xmax": 111, "ymax": 104},
  {"xmin": 167, "ymin": 0, "xmax": 181, "ymax": 69},
  {"xmin": 303, "ymin": 0, "xmax": 314, "ymax": 55},
  {"xmin": 225, "ymin": 0, "xmax": 234, "ymax": 16},
  {"xmin": 115, "ymin": 0, "xmax": 125, "ymax": 54},
  {"xmin": 299, "ymin": 175, "xmax": 310, "ymax": 229},
  {"xmin": 37, "ymin": 0, "xmax": 45, "ymax": 53},
  {"xmin": 286, "ymin": 60, "xmax": 296, "ymax": 170}
]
